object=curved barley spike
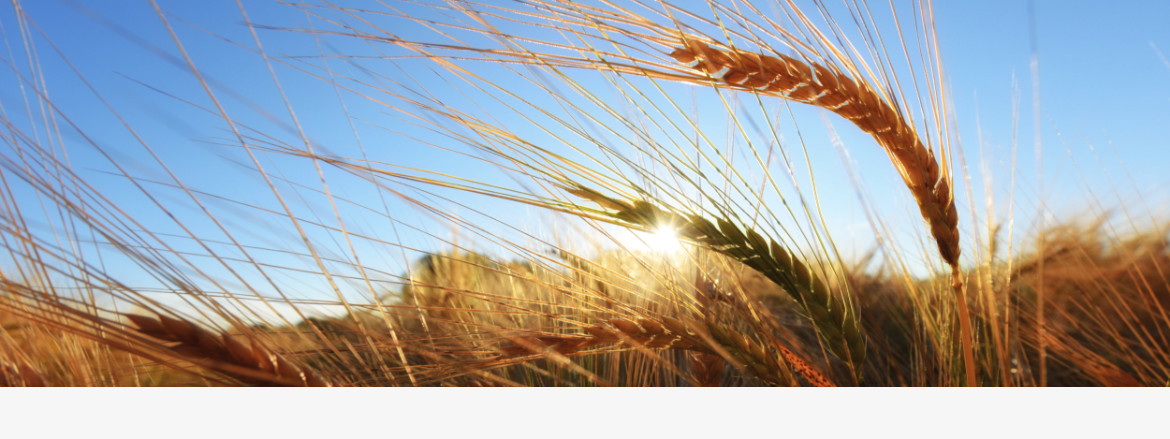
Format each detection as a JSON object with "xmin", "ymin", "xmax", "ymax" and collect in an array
[{"xmin": 670, "ymin": 39, "xmax": 960, "ymax": 268}]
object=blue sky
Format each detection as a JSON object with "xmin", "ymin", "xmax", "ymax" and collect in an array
[{"xmin": 2, "ymin": 1, "xmax": 1168, "ymax": 315}]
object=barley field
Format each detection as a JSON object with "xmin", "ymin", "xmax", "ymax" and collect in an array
[{"xmin": 1, "ymin": 1, "xmax": 1169, "ymax": 417}]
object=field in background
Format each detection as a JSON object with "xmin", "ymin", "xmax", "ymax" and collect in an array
[{"xmin": 1, "ymin": 0, "xmax": 1168, "ymax": 387}]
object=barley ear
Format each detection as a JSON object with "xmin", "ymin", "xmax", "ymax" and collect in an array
[
  {"xmin": 670, "ymin": 39, "xmax": 960, "ymax": 268},
  {"xmin": 567, "ymin": 188, "xmax": 866, "ymax": 368},
  {"xmin": 126, "ymin": 314, "xmax": 330, "ymax": 387}
]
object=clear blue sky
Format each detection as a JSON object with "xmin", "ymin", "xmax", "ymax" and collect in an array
[{"xmin": 2, "ymin": 1, "xmax": 1167, "ymax": 315}]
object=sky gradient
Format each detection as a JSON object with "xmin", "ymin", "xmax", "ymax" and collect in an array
[{"xmin": 2, "ymin": 1, "xmax": 1168, "ymax": 315}]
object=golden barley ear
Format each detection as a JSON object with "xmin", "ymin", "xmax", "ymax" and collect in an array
[
  {"xmin": 694, "ymin": 274, "xmax": 836, "ymax": 387},
  {"xmin": 687, "ymin": 351, "xmax": 726, "ymax": 387},
  {"xmin": 499, "ymin": 316, "xmax": 811, "ymax": 386},
  {"xmin": 670, "ymin": 38, "xmax": 960, "ymax": 268},
  {"xmin": 125, "ymin": 314, "xmax": 330, "ymax": 387}
]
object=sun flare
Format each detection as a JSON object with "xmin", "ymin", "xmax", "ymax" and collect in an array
[{"xmin": 643, "ymin": 225, "xmax": 684, "ymax": 255}]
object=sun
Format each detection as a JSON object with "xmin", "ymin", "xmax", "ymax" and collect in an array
[{"xmin": 642, "ymin": 224, "xmax": 685, "ymax": 255}]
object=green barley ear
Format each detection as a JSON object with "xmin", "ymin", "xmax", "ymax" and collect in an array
[{"xmin": 564, "ymin": 184, "xmax": 866, "ymax": 369}]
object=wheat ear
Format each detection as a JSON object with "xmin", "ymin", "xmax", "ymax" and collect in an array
[
  {"xmin": 564, "ymin": 186, "xmax": 864, "ymax": 370},
  {"xmin": 126, "ymin": 314, "xmax": 330, "ymax": 387}
]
